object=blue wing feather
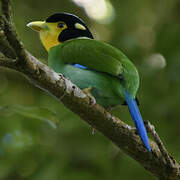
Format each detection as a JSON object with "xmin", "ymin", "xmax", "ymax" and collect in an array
[
  {"xmin": 124, "ymin": 89, "xmax": 151, "ymax": 152},
  {"xmin": 74, "ymin": 64, "xmax": 87, "ymax": 69}
]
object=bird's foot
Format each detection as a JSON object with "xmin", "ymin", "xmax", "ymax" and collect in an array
[{"xmin": 83, "ymin": 87, "xmax": 96, "ymax": 106}]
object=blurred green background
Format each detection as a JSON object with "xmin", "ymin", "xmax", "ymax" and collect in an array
[{"xmin": 0, "ymin": 0, "xmax": 180, "ymax": 179}]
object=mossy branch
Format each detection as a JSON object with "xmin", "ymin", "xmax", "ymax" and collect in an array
[{"xmin": 0, "ymin": 0, "xmax": 179, "ymax": 179}]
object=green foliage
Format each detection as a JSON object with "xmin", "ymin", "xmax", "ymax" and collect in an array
[
  {"xmin": 0, "ymin": 0, "xmax": 180, "ymax": 179},
  {"xmin": 10, "ymin": 105, "xmax": 59, "ymax": 128}
]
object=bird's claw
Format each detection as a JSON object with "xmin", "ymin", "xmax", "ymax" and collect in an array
[
  {"xmin": 83, "ymin": 87, "xmax": 96, "ymax": 107},
  {"xmin": 89, "ymin": 96, "xmax": 96, "ymax": 107}
]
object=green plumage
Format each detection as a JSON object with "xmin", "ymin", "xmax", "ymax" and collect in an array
[
  {"xmin": 48, "ymin": 38, "xmax": 139, "ymax": 108},
  {"xmin": 27, "ymin": 12, "xmax": 151, "ymax": 151}
]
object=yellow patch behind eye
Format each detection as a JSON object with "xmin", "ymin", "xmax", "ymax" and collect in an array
[
  {"xmin": 40, "ymin": 22, "xmax": 68, "ymax": 51},
  {"xmin": 75, "ymin": 23, "xmax": 86, "ymax": 30}
]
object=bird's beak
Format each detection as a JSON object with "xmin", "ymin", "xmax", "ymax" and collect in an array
[{"xmin": 26, "ymin": 21, "xmax": 46, "ymax": 32}]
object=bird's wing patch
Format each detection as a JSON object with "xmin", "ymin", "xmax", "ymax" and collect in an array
[{"xmin": 61, "ymin": 38, "xmax": 125, "ymax": 77}]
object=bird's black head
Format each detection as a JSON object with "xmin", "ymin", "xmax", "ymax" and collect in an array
[
  {"xmin": 46, "ymin": 12, "xmax": 94, "ymax": 42},
  {"xmin": 27, "ymin": 12, "xmax": 93, "ymax": 51}
]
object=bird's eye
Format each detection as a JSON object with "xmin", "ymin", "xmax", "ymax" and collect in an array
[{"xmin": 58, "ymin": 23, "xmax": 65, "ymax": 28}]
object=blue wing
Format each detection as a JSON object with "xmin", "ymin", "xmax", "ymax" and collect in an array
[
  {"xmin": 124, "ymin": 89, "xmax": 151, "ymax": 152},
  {"xmin": 73, "ymin": 64, "xmax": 87, "ymax": 69}
]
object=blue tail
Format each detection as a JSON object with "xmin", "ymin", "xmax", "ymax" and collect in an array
[{"xmin": 124, "ymin": 90, "xmax": 151, "ymax": 152}]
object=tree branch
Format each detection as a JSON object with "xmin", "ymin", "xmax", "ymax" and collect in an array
[
  {"xmin": 1, "ymin": 0, "xmax": 11, "ymax": 20},
  {"xmin": 0, "ymin": 52, "xmax": 17, "ymax": 68},
  {"xmin": 0, "ymin": 0, "xmax": 179, "ymax": 179}
]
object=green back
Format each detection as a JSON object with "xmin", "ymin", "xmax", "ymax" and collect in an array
[{"xmin": 48, "ymin": 38, "xmax": 140, "ymax": 106}]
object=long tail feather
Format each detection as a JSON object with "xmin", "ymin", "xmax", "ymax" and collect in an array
[{"xmin": 124, "ymin": 89, "xmax": 151, "ymax": 152}]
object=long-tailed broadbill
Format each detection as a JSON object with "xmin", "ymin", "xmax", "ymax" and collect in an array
[{"xmin": 27, "ymin": 12, "xmax": 151, "ymax": 152}]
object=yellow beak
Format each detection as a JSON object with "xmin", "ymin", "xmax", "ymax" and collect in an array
[{"xmin": 26, "ymin": 21, "xmax": 46, "ymax": 32}]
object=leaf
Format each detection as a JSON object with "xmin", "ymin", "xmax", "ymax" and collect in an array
[{"xmin": 0, "ymin": 105, "xmax": 59, "ymax": 128}]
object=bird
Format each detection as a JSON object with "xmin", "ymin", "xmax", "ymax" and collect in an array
[{"xmin": 27, "ymin": 12, "xmax": 151, "ymax": 152}]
